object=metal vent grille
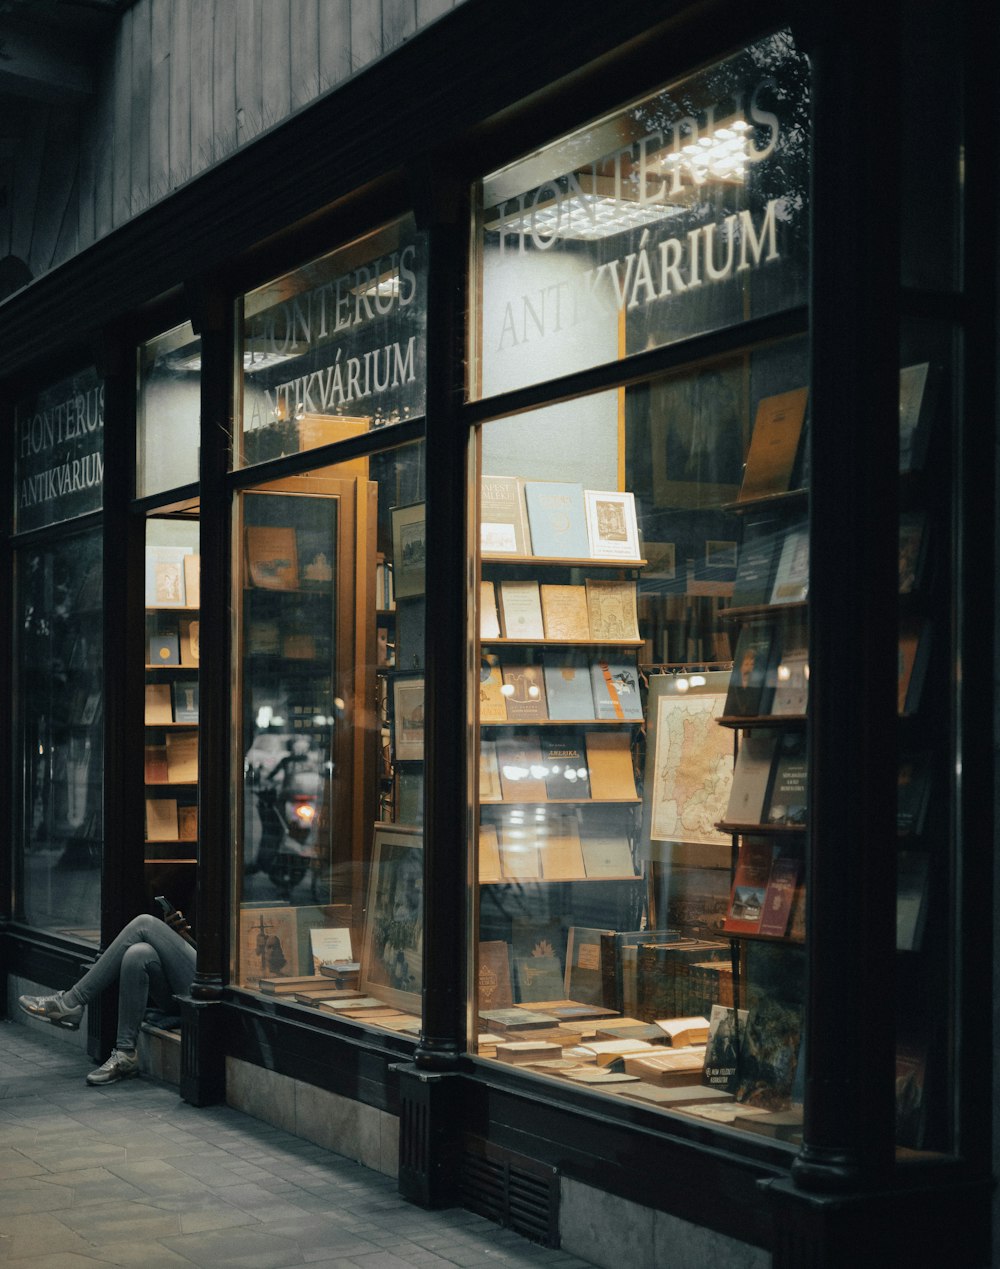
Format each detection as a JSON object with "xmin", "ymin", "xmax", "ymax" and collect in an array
[{"xmin": 460, "ymin": 1140, "xmax": 559, "ymax": 1247}]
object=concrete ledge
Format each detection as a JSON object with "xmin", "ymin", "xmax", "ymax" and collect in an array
[
  {"xmin": 138, "ymin": 1023, "xmax": 181, "ymax": 1085},
  {"xmin": 226, "ymin": 1055, "xmax": 399, "ymax": 1178}
]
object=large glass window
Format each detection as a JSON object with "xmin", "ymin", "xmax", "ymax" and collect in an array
[
  {"xmin": 137, "ymin": 323, "xmax": 202, "ymax": 497},
  {"xmin": 232, "ymin": 440, "xmax": 425, "ymax": 1036},
  {"xmin": 17, "ymin": 530, "xmax": 103, "ymax": 941},
  {"xmin": 238, "ymin": 217, "xmax": 427, "ymax": 467},
  {"xmin": 468, "ymin": 35, "xmax": 812, "ymax": 1140}
]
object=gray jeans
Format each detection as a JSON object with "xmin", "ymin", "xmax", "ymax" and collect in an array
[{"xmin": 67, "ymin": 914, "xmax": 196, "ymax": 1050}]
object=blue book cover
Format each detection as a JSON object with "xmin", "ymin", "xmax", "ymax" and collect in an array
[
  {"xmin": 590, "ymin": 658, "xmax": 643, "ymax": 720},
  {"xmin": 523, "ymin": 482, "xmax": 590, "ymax": 559},
  {"xmin": 542, "ymin": 653, "xmax": 596, "ymax": 721}
]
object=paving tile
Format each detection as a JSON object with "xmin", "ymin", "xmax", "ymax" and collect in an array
[
  {"xmin": 159, "ymin": 1225, "xmax": 316, "ymax": 1269},
  {"xmin": 0, "ymin": 1209, "xmax": 98, "ymax": 1259}
]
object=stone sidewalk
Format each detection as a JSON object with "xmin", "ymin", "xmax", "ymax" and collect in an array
[{"xmin": 0, "ymin": 1020, "xmax": 595, "ymax": 1269}]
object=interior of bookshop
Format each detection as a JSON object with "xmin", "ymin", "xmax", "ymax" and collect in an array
[{"xmin": 117, "ymin": 29, "xmax": 947, "ymax": 1159}]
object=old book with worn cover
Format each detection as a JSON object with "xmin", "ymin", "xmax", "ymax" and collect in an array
[
  {"xmin": 581, "ymin": 835, "xmax": 635, "ymax": 878},
  {"xmin": 478, "ymin": 940, "xmax": 514, "ymax": 1010},
  {"xmin": 537, "ymin": 814, "xmax": 586, "ymax": 878},
  {"xmin": 539, "ymin": 584, "xmax": 591, "ymax": 640},
  {"xmin": 523, "ymin": 481, "xmax": 590, "ymax": 558},
  {"xmin": 514, "ymin": 955, "xmax": 565, "ymax": 1002},
  {"xmin": 725, "ymin": 730, "xmax": 778, "ymax": 825},
  {"xmin": 585, "ymin": 731, "xmax": 637, "ymax": 800},
  {"xmin": 479, "ymin": 653, "xmax": 508, "ymax": 722},
  {"xmin": 585, "ymin": 579, "xmax": 640, "ymax": 641},
  {"xmin": 542, "ymin": 653, "xmax": 596, "ymax": 720},
  {"xmin": 144, "ymin": 684, "xmax": 173, "ymax": 724},
  {"xmin": 480, "ymin": 740, "xmax": 502, "ymax": 802},
  {"xmin": 731, "ymin": 514, "xmax": 781, "ymax": 608},
  {"xmin": 498, "ymin": 823, "xmax": 541, "ymax": 879},
  {"xmin": 590, "ymin": 658, "xmax": 643, "ymax": 720},
  {"xmin": 480, "ymin": 475, "xmax": 531, "ymax": 556},
  {"xmin": 723, "ymin": 838, "xmax": 776, "ymax": 934},
  {"xmin": 758, "ymin": 855, "xmax": 802, "ymax": 938},
  {"xmin": 145, "ymin": 797, "xmax": 178, "ymax": 841},
  {"xmin": 495, "ymin": 739, "xmax": 548, "ymax": 801},
  {"xmin": 498, "ymin": 580, "xmax": 545, "ymax": 639},
  {"xmin": 540, "ymin": 736, "xmax": 590, "ymax": 800},
  {"xmin": 480, "ymin": 580, "xmax": 501, "ymax": 639},
  {"xmin": 164, "ymin": 732, "xmax": 198, "ymax": 783},
  {"xmin": 737, "ymin": 387, "xmax": 809, "ymax": 502},
  {"xmin": 478, "ymin": 823, "xmax": 502, "ymax": 882},
  {"xmin": 500, "ymin": 660, "xmax": 548, "ymax": 721},
  {"xmin": 765, "ymin": 732, "xmax": 807, "ymax": 826}
]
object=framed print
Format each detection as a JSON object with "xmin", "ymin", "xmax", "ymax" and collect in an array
[
  {"xmin": 393, "ymin": 675, "xmax": 424, "ymax": 760},
  {"xmin": 360, "ymin": 824, "xmax": 423, "ymax": 1013},
  {"xmin": 239, "ymin": 906, "xmax": 299, "ymax": 985},
  {"xmin": 144, "ymin": 546, "xmax": 192, "ymax": 607},
  {"xmin": 391, "ymin": 501, "xmax": 426, "ymax": 597},
  {"xmin": 584, "ymin": 490, "xmax": 640, "ymax": 560}
]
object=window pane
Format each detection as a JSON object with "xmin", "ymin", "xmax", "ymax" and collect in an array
[
  {"xmin": 234, "ymin": 441, "xmax": 425, "ymax": 1038},
  {"xmin": 18, "ymin": 530, "xmax": 103, "ymax": 942},
  {"xmin": 137, "ymin": 323, "xmax": 202, "ymax": 497},
  {"xmin": 238, "ymin": 216, "xmax": 427, "ymax": 468},
  {"xmin": 472, "ymin": 343, "xmax": 810, "ymax": 1136},
  {"xmin": 15, "ymin": 367, "xmax": 104, "ymax": 532},
  {"xmin": 471, "ymin": 32, "xmax": 809, "ymax": 398}
]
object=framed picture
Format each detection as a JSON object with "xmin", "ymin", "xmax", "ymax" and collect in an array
[
  {"xmin": 584, "ymin": 490, "xmax": 640, "ymax": 560},
  {"xmin": 393, "ymin": 675, "xmax": 425, "ymax": 761},
  {"xmin": 360, "ymin": 824, "xmax": 423, "ymax": 1013},
  {"xmin": 391, "ymin": 501, "xmax": 426, "ymax": 597},
  {"xmin": 144, "ymin": 546, "xmax": 192, "ymax": 607},
  {"xmin": 238, "ymin": 906, "xmax": 298, "ymax": 985}
]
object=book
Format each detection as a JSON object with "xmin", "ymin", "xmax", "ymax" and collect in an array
[
  {"xmin": 537, "ymin": 814, "xmax": 586, "ymax": 878},
  {"xmin": 731, "ymin": 514, "xmax": 781, "ymax": 608},
  {"xmin": 297, "ymin": 532, "xmax": 333, "ymax": 590},
  {"xmin": 540, "ymin": 736, "xmax": 590, "ymax": 799},
  {"xmin": 635, "ymin": 941, "xmax": 729, "ymax": 1022},
  {"xmin": 494, "ymin": 1040, "xmax": 564, "ymax": 1064},
  {"xmin": 145, "ymin": 797, "xmax": 178, "ymax": 841},
  {"xmin": 599, "ymin": 929, "xmax": 681, "ymax": 1013},
  {"xmin": 164, "ymin": 732, "xmax": 198, "ymax": 783},
  {"xmin": 618, "ymin": 1083, "xmax": 733, "ymax": 1109},
  {"xmin": 498, "ymin": 823, "xmax": 541, "ymax": 879},
  {"xmin": 308, "ymin": 926, "xmax": 353, "ymax": 970},
  {"xmin": 144, "ymin": 744, "xmax": 168, "ymax": 784},
  {"xmin": 564, "ymin": 926, "xmax": 615, "ymax": 1006},
  {"xmin": 654, "ymin": 1016, "xmax": 710, "ymax": 1047},
  {"xmin": 585, "ymin": 579, "xmax": 639, "ymax": 641},
  {"xmin": 581, "ymin": 835, "xmax": 635, "ymax": 878},
  {"xmin": 480, "ymin": 475, "xmax": 531, "ymax": 555},
  {"xmin": 725, "ymin": 730, "xmax": 778, "ymax": 825},
  {"xmin": 500, "ymin": 659, "xmax": 548, "ymax": 721},
  {"xmin": 539, "ymin": 584, "xmax": 591, "ymax": 640},
  {"xmin": 584, "ymin": 490, "xmax": 640, "ymax": 560},
  {"xmin": 257, "ymin": 975, "xmax": 334, "ymax": 996},
  {"xmin": 734, "ymin": 995, "xmax": 803, "ymax": 1109},
  {"xmin": 723, "ymin": 839, "xmax": 776, "ymax": 934},
  {"xmin": 246, "ymin": 526, "xmax": 299, "ymax": 590},
  {"xmin": 724, "ymin": 620, "xmax": 777, "ymax": 717},
  {"xmin": 898, "ymin": 620, "xmax": 931, "ymax": 716},
  {"xmin": 769, "ymin": 524, "xmax": 809, "ymax": 605},
  {"xmin": 145, "ymin": 546, "xmax": 191, "ymax": 607},
  {"xmin": 758, "ymin": 854, "xmax": 802, "ymax": 937},
  {"xmin": 478, "ymin": 823, "xmax": 502, "ymax": 882},
  {"xmin": 179, "ymin": 618, "xmax": 200, "ymax": 665},
  {"xmin": 498, "ymin": 580, "xmax": 545, "ymax": 639},
  {"xmin": 765, "ymin": 731, "xmax": 807, "ymax": 826},
  {"xmin": 478, "ymin": 1008, "xmax": 559, "ymax": 1035},
  {"xmin": 523, "ymin": 481, "xmax": 590, "ymax": 558},
  {"xmin": 702, "ymin": 1005, "xmax": 749, "ymax": 1092},
  {"xmin": 899, "ymin": 362, "xmax": 939, "ymax": 474},
  {"xmin": 737, "ymin": 387, "xmax": 809, "ymax": 501},
  {"xmin": 149, "ymin": 630, "xmax": 180, "ymax": 666},
  {"xmin": 172, "ymin": 680, "xmax": 199, "ymax": 723},
  {"xmin": 478, "ymin": 941, "xmax": 514, "ymax": 1010},
  {"xmin": 897, "ymin": 849, "xmax": 930, "ymax": 951},
  {"xmin": 144, "ymin": 683, "xmax": 173, "ymax": 724},
  {"xmin": 177, "ymin": 805, "xmax": 198, "ymax": 841},
  {"xmin": 183, "ymin": 554, "xmax": 201, "ymax": 608},
  {"xmin": 771, "ymin": 646, "xmax": 809, "ymax": 716},
  {"xmin": 897, "ymin": 754, "xmax": 931, "ymax": 837},
  {"xmin": 480, "ymin": 581, "xmax": 501, "ymax": 639},
  {"xmin": 576, "ymin": 1039, "xmax": 658, "ymax": 1066},
  {"xmin": 480, "ymin": 740, "xmax": 502, "ymax": 802},
  {"xmin": 584, "ymin": 731, "xmax": 637, "ymax": 800},
  {"xmin": 478, "ymin": 653, "xmax": 508, "ymax": 722},
  {"xmin": 898, "ymin": 511, "xmax": 928, "ymax": 595},
  {"xmin": 542, "ymin": 653, "xmax": 596, "ymax": 721},
  {"xmin": 496, "ymin": 738, "xmax": 548, "ymax": 801},
  {"xmin": 514, "ymin": 955, "xmax": 566, "ymax": 1002},
  {"xmin": 589, "ymin": 658, "xmax": 643, "ymax": 720},
  {"xmin": 733, "ymin": 1109, "xmax": 803, "ymax": 1140}
]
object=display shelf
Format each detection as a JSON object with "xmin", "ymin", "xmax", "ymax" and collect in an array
[
  {"xmin": 143, "ymin": 858, "xmax": 197, "ymax": 865},
  {"xmin": 716, "ymin": 820, "xmax": 806, "ymax": 836},
  {"xmin": 482, "ymin": 637, "xmax": 644, "ymax": 648},
  {"xmin": 718, "ymin": 714, "xmax": 807, "ymax": 729},
  {"xmin": 480, "ymin": 874, "xmax": 640, "ymax": 885},
  {"xmin": 481, "ymin": 718, "xmax": 636, "ymax": 728},
  {"xmin": 144, "ymin": 779, "xmax": 198, "ymax": 787},
  {"xmin": 726, "ymin": 928, "xmax": 805, "ymax": 947},
  {"xmin": 144, "ymin": 721, "xmax": 199, "ymax": 729},
  {"xmin": 482, "ymin": 554, "xmax": 646, "ymax": 568},
  {"xmin": 481, "ymin": 797, "xmax": 641, "ymax": 806},
  {"xmin": 145, "ymin": 663, "xmax": 199, "ymax": 671},
  {"xmin": 721, "ymin": 601, "xmax": 807, "ymax": 622}
]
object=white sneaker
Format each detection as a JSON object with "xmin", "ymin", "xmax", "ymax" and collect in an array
[
  {"xmin": 86, "ymin": 1048, "xmax": 139, "ymax": 1086},
  {"xmin": 18, "ymin": 992, "xmax": 84, "ymax": 1031}
]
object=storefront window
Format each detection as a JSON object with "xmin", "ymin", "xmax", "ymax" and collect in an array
[
  {"xmin": 233, "ymin": 440, "xmax": 425, "ymax": 1035},
  {"xmin": 469, "ymin": 34, "xmax": 812, "ymax": 1138},
  {"xmin": 15, "ymin": 367, "xmax": 104, "ymax": 533},
  {"xmin": 471, "ymin": 34, "xmax": 809, "ymax": 399},
  {"xmin": 237, "ymin": 216, "xmax": 427, "ymax": 467},
  {"xmin": 137, "ymin": 323, "xmax": 202, "ymax": 497},
  {"xmin": 17, "ymin": 529, "xmax": 103, "ymax": 942}
]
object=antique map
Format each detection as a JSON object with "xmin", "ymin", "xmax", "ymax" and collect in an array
[{"xmin": 648, "ymin": 690, "xmax": 733, "ymax": 845}]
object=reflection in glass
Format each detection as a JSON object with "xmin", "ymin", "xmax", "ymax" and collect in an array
[
  {"xmin": 472, "ymin": 32, "xmax": 809, "ymax": 398},
  {"xmin": 18, "ymin": 530, "xmax": 103, "ymax": 941},
  {"xmin": 137, "ymin": 323, "xmax": 202, "ymax": 498},
  {"xmin": 233, "ymin": 442, "xmax": 426, "ymax": 1036},
  {"xmin": 472, "ymin": 344, "xmax": 810, "ymax": 1136},
  {"xmin": 238, "ymin": 216, "xmax": 427, "ymax": 467}
]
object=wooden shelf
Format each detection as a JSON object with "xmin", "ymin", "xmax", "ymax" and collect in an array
[
  {"xmin": 144, "ymin": 858, "xmax": 197, "ymax": 865},
  {"xmin": 144, "ymin": 721, "xmax": 199, "ymax": 728},
  {"xmin": 481, "ymin": 874, "xmax": 640, "ymax": 884},
  {"xmin": 146, "ymin": 604, "xmax": 200, "ymax": 612},
  {"xmin": 725, "ymin": 928, "xmax": 805, "ymax": 946},
  {"xmin": 718, "ymin": 714, "xmax": 806, "ymax": 729},
  {"xmin": 481, "ymin": 718, "xmax": 638, "ymax": 728},
  {"xmin": 145, "ymin": 663, "xmax": 199, "ymax": 671},
  {"xmin": 481, "ymin": 797, "xmax": 641, "ymax": 806},
  {"xmin": 144, "ymin": 780, "xmax": 198, "ymax": 787},
  {"xmin": 482, "ymin": 554, "xmax": 646, "ymax": 568},
  {"xmin": 716, "ymin": 820, "xmax": 806, "ymax": 836},
  {"xmin": 483, "ymin": 637, "xmax": 643, "ymax": 648}
]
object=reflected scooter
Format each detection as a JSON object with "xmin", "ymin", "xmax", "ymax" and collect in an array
[{"xmin": 253, "ymin": 753, "xmax": 323, "ymax": 899}]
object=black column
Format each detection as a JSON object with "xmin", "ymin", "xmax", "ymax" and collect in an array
[
  {"xmin": 178, "ymin": 284, "xmax": 232, "ymax": 1105},
  {"xmin": 792, "ymin": 0, "xmax": 900, "ymax": 1191}
]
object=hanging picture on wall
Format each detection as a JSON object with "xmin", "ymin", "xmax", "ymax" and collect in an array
[
  {"xmin": 393, "ymin": 675, "xmax": 425, "ymax": 761},
  {"xmin": 391, "ymin": 502, "xmax": 426, "ymax": 597},
  {"xmin": 360, "ymin": 824, "xmax": 424, "ymax": 1014}
]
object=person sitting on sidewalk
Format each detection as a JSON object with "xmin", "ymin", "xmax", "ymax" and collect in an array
[{"xmin": 18, "ymin": 909, "xmax": 195, "ymax": 1086}]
